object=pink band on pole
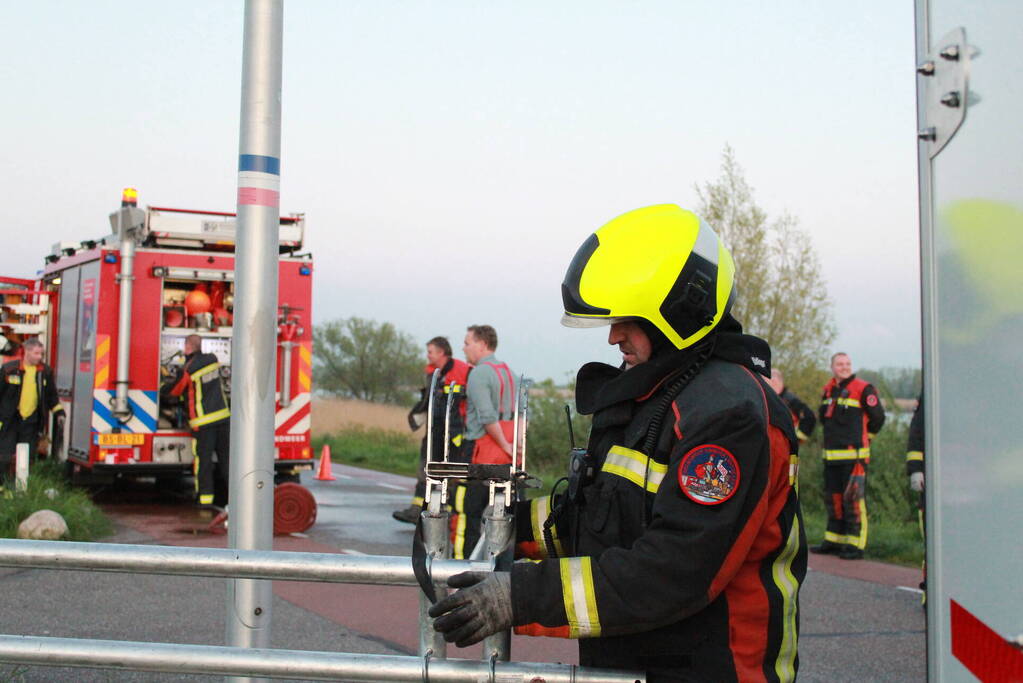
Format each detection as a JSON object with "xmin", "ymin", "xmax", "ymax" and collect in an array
[{"xmin": 238, "ymin": 187, "xmax": 280, "ymax": 208}]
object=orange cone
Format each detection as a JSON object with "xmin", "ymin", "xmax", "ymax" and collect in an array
[{"xmin": 314, "ymin": 444, "xmax": 336, "ymax": 481}]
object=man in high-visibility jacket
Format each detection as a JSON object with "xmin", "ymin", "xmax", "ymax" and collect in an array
[
  {"xmin": 163, "ymin": 334, "xmax": 231, "ymax": 510},
  {"xmin": 812, "ymin": 352, "xmax": 885, "ymax": 560},
  {"xmin": 393, "ymin": 336, "xmax": 470, "ymax": 524},
  {"xmin": 429, "ymin": 205, "xmax": 807, "ymax": 682}
]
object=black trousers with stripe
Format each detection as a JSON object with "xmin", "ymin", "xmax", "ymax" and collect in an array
[
  {"xmin": 823, "ymin": 460, "xmax": 868, "ymax": 549},
  {"xmin": 194, "ymin": 420, "xmax": 230, "ymax": 507}
]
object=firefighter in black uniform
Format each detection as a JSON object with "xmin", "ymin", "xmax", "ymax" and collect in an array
[
  {"xmin": 767, "ymin": 368, "xmax": 816, "ymax": 442},
  {"xmin": 906, "ymin": 392, "xmax": 925, "ymax": 602},
  {"xmin": 812, "ymin": 352, "xmax": 885, "ymax": 560},
  {"xmin": 393, "ymin": 336, "xmax": 470, "ymax": 524},
  {"xmin": 429, "ymin": 204, "xmax": 807, "ymax": 682},
  {"xmin": 0, "ymin": 338, "xmax": 64, "ymax": 478},
  {"xmin": 163, "ymin": 334, "xmax": 230, "ymax": 510}
]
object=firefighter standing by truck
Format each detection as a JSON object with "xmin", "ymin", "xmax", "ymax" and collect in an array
[
  {"xmin": 429, "ymin": 205, "xmax": 807, "ymax": 682},
  {"xmin": 162, "ymin": 334, "xmax": 231, "ymax": 511},
  {"xmin": 0, "ymin": 338, "xmax": 63, "ymax": 478},
  {"xmin": 811, "ymin": 352, "xmax": 885, "ymax": 560}
]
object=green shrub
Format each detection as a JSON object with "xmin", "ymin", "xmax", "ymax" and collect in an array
[{"xmin": 0, "ymin": 460, "xmax": 112, "ymax": 541}]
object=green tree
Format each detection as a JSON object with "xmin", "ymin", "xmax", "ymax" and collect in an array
[
  {"xmin": 859, "ymin": 366, "xmax": 922, "ymax": 400},
  {"xmin": 313, "ymin": 317, "xmax": 422, "ymax": 404},
  {"xmin": 696, "ymin": 145, "xmax": 837, "ymax": 399}
]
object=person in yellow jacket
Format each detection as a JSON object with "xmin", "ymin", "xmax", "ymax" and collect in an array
[{"xmin": 0, "ymin": 338, "xmax": 64, "ymax": 478}]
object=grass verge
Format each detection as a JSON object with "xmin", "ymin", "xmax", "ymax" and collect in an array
[
  {"xmin": 1, "ymin": 460, "xmax": 112, "ymax": 541},
  {"xmin": 314, "ymin": 426, "xmax": 420, "ymax": 478}
]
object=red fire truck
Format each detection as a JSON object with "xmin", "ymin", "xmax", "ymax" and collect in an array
[{"xmin": 0, "ymin": 189, "xmax": 314, "ymax": 488}]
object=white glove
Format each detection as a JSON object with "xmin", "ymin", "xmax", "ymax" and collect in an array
[{"xmin": 909, "ymin": 472, "xmax": 924, "ymax": 492}]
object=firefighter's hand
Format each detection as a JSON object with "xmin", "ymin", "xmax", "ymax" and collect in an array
[
  {"xmin": 428, "ymin": 571, "xmax": 512, "ymax": 647},
  {"xmin": 909, "ymin": 472, "xmax": 924, "ymax": 492}
]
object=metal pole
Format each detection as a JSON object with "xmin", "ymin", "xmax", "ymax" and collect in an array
[
  {"xmin": 0, "ymin": 635, "xmax": 645, "ymax": 683},
  {"xmin": 480, "ymin": 511, "xmax": 513, "ymax": 662},
  {"xmin": 913, "ymin": 1, "xmax": 941, "ymax": 678},
  {"xmin": 14, "ymin": 442, "xmax": 29, "ymax": 491},
  {"xmin": 0, "ymin": 538, "xmax": 491, "ymax": 586},
  {"xmin": 278, "ymin": 340, "xmax": 292, "ymax": 408},
  {"xmin": 111, "ymin": 217, "xmax": 135, "ymax": 422},
  {"xmin": 229, "ymin": 0, "xmax": 284, "ymax": 672},
  {"xmin": 418, "ymin": 511, "xmax": 450, "ymax": 657}
]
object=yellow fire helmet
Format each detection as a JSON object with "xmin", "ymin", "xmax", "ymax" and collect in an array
[{"xmin": 561, "ymin": 204, "xmax": 735, "ymax": 350}]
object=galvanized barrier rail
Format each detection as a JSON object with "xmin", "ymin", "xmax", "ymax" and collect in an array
[{"xmin": 0, "ymin": 539, "xmax": 644, "ymax": 683}]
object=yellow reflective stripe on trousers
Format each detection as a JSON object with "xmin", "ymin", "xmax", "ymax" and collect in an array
[
  {"xmin": 189, "ymin": 407, "xmax": 231, "ymax": 429},
  {"xmin": 772, "ymin": 514, "xmax": 801, "ymax": 683},
  {"xmin": 823, "ymin": 448, "xmax": 870, "ymax": 461},
  {"xmin": 559, "ymin": 557, "xmax": 601, "ymax": 638},
  {"xmin": 906, "ymin": 451, "xmax": 924, "ymax": 462},
  {"xmin": 452, "ymin": 485, "xmax": 467, "ymax": 559},
  {"xmin": 824, "ymin": 530, "xmax": 846, "ymax": 544},
  {"xmin": 850, "ymin": 499, "xmax": 868, "ymax": 549},
  {"xmin": 602, "ymin": 445, "xmax": 666, "ymax": 493},
  {"xmin": 192, "ymin": 439, "xmax": 199, "ymax": 493}
]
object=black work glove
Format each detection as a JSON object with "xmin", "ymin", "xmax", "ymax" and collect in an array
[{"xmin": 428, "ymin": 571, "xmax": 512, "ymax": 647}]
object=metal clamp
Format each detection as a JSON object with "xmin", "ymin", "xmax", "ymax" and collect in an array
[
  {"xmin": 422, "ymin": 648, "xmax": 433, "ymax": 683},
  {"xmin": 488, "ymin": 651, "xmax": 498, "ymax": 683}
]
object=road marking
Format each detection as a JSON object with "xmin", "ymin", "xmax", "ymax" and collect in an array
[
  {"xmin": 896, "ymin": 585, "xmax": 924, "ymax": 594},
  {"xmin": 376, "ymin": 482, "xmax": 408, "ymax": 491},
  {"xmin": 342, "ymin": 548, "xmax": 367, "ymax": 555}
]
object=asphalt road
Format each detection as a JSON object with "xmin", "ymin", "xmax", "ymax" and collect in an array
[{"xmin": 0, "ymin": 463, "xmax": 926, "ymax": 681}]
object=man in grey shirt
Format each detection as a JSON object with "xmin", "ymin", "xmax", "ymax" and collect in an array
[{"xmin": 451, "ymin": 324, "xmax": 517, "ymax": 558}]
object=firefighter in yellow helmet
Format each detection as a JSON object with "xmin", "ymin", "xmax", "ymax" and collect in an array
[{"xmin": 430, "ymin": 204, "xmax": 807, "ymax": 682}]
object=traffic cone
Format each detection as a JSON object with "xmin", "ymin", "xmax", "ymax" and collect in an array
[{"xmin": 314, "ymin": 444, "xmax": 336, "ymax": 481}]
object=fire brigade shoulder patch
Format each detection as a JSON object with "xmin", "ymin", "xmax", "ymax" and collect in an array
[
  {"xmin": 677, "ymin": 444, "xmax": 740, "ymax": 505},
  {"xmin": 865, "ymin": 393, "xmax": 879, "ymax": 407}
]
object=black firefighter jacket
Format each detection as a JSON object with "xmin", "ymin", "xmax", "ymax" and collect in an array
[
  {"xmin": 163, "ymin": 352, "xmax": 230, "ymax": 431},
  {"xmin": 511, "ymin": 329, "xmax": 807, "ymax": 683},
  {"xmin": 0, "ymin": 359, "xmax": 63, "ymax": 433}
]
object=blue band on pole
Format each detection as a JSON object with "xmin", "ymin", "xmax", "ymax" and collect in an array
[{"xmin": 239, "ymin": 154, "xmax": 280, "ymax": 175}]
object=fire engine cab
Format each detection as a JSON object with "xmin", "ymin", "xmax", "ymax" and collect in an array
[{"xmin": 0, "ymin": 189, "xmax": 314, "ymax": 487}]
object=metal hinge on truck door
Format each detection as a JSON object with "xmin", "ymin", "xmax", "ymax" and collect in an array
[{"xmin": 917, "ymin": 27, "xmax": 977, "ymax": 158}]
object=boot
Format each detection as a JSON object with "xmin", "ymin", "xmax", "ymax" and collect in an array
[
  {"xmin": 810, "ymin": 540, "xmax": 842, "ymax": 555},
  {"xmin": 839, "ymin": 546, "xmax": 864, "ymax": 560},
  {"xmin": 392, "ymin": 505, "xmax": 420, "ymax": 524}
]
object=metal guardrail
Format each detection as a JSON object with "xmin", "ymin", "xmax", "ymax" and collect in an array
[
  {"xmin": 0, "ymin": 539, "xmax": 487, "ymax": 585},
  {"xmin": 0, "ymin": 635, "xmax": 641, "ymax": 683},
  {"xmin": 0, "ymin": 539, "xmax": 645, "ymax": 683}
]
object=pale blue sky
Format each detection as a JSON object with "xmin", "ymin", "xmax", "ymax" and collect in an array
[{"xmin": 1, "ymin": 1, "xmax": 920, "ymax": 382}]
